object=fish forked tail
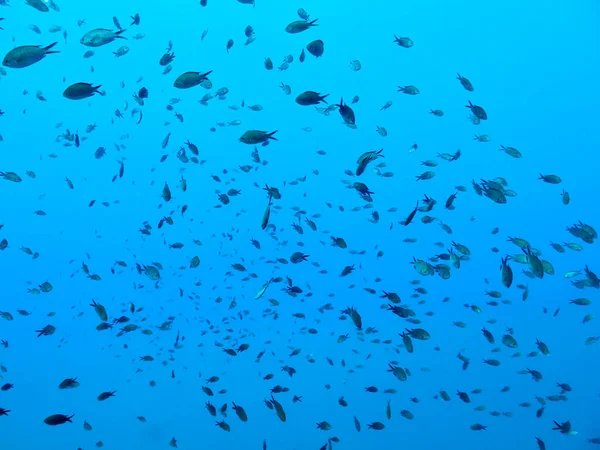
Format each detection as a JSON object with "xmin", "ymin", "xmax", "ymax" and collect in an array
[
  {"xmin": 115, "ymin": 28, "xmax": 128, "ymax": 39},
  {"xmin": 44, "ymin": 42, "xmax": 60, "ymax": 54},
  {"xmin": 93, "ymin": 85, "xmax": 106, "ymax": 96}
]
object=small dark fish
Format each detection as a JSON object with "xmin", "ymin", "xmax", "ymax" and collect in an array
[
  {"xmin": 306, "ymin": 40, "xmax": 324, "ymax": 57},
  {"xmin": 337, "ymin": 97, "xmax": 355, "ymax": 125},
  {"xmin": 63, "ymin": 83, "xmax": 102, "ymax": 100},
  {"xmin": 285, "ymin": 19, "xmax": 318, "ymax": 34},
  {"xmin": 44, "ymin": 414, "xmax": 74, "ymax": 426},
  {"xmin": 465, "ymin": 101, "xmax": 487, "ymax": 120},
  {"xmin": 239, "ymin": 130, "xmax": 277, "ymax": 145},
  {"xmin": 173, "ymin": 71, "xmax": 213, "ymax": 89},
  {"xmin": 296, "ymin": 91, "xmax": 328, "ymax": 106}
]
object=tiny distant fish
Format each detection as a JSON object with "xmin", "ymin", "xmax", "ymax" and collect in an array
[
  {"xmin": 255, "ymin": 278, "xmax": 273, "ymax": 299},
  {"xmin": 306, "ymin": 39, "xmax": 324, "ymax": 57},
  {"xmin": 94, "ymin": 147, "xmax": 106, "ymax": 159},
  {"xmin": 393, "ymin": 35, "xmax": 413, "ymax": 48},
  {"xmin": 162, "ymin": 132, "xmax": 171, "ymax": 149},
  {"xmin": 113, "ymin": 46, "xmax": 129, "ymax": 57},
  {"xmin": 280, "ymin": 83, "xmax": 291, "ymax": 95},
  {"xmin": 297, "ymin": 8, "xmax": 310, "ymax": 20},
  {"xmin": 376, "ymin": 126, "xmax": 387, "ymax": 137}
]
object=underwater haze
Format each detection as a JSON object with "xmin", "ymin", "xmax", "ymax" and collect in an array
[{"xmin": 0, "ymin": 0, "xmax": 599, "ymax": 449}]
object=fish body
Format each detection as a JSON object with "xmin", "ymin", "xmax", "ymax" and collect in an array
[
  {"xmin": 63, "ymin": 83, "xmax": 102, "ymax": 100},
  {"xmin": 296, "ymin": 91, "xmax": 328, "ymax": 106},
  {"xmin": 25, "ymin": 0, "xmax": 49, "ymax": 12},
  {"xmin": 285, "ymin": 19, "xmax": 318, "ymax": 34},
  {"xmin": 3, "ymin": 42, "xmax": 59, "ymax": 68},
  {"xmin": 80, "ymin": 28, "xmax": 126, "ymax": 47},
  {"xmin": 338, "ymin": 98, "xmax": 355, "ymax": 125},
  {"xmin": 239, "ymin": 130, "xmax": 277, "ymax": 144},
  {"xmin": 255, "ymin": 278, "xmax": 273, "ymax": 299},
  {"xmin": 173, "ymin": 71, "xmax": 213, "ymax": 89}
]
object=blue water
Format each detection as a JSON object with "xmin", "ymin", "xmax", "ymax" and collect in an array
[{"xmin": 0, "ymin": 0, "xmax": 599, "ymax": 449}]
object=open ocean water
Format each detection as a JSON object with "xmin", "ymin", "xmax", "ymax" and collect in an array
[{"xmin": 0, "ymin": 0, "xmax": 599, "ymax": 449}]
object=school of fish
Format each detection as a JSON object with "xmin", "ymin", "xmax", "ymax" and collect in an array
[{"xmin": 0, "ymin": 0, "xmax": 598, "ymax": 450}]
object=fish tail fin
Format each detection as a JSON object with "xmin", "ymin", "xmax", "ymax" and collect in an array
[
  {"xmin": 44, "ymin": 42, "xmax": 60, "ymax": 54},
  {"xmin": 320, "ymin": 94, "xmax": 329, "ymax": 104},
  {"xmin": 115, "ymin": 29, "xmax": 128, "ymax": 39},
  {"xmin": 268, "ymin": 130, "xmax": 278, "ymax": 140},
  {"xmin": 310, "ymin": 18, "xmax": 318, "ymax": 26},
  {"xmin": 93, "ymin": 85, "xmax": 105, "ymax": 96}
]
